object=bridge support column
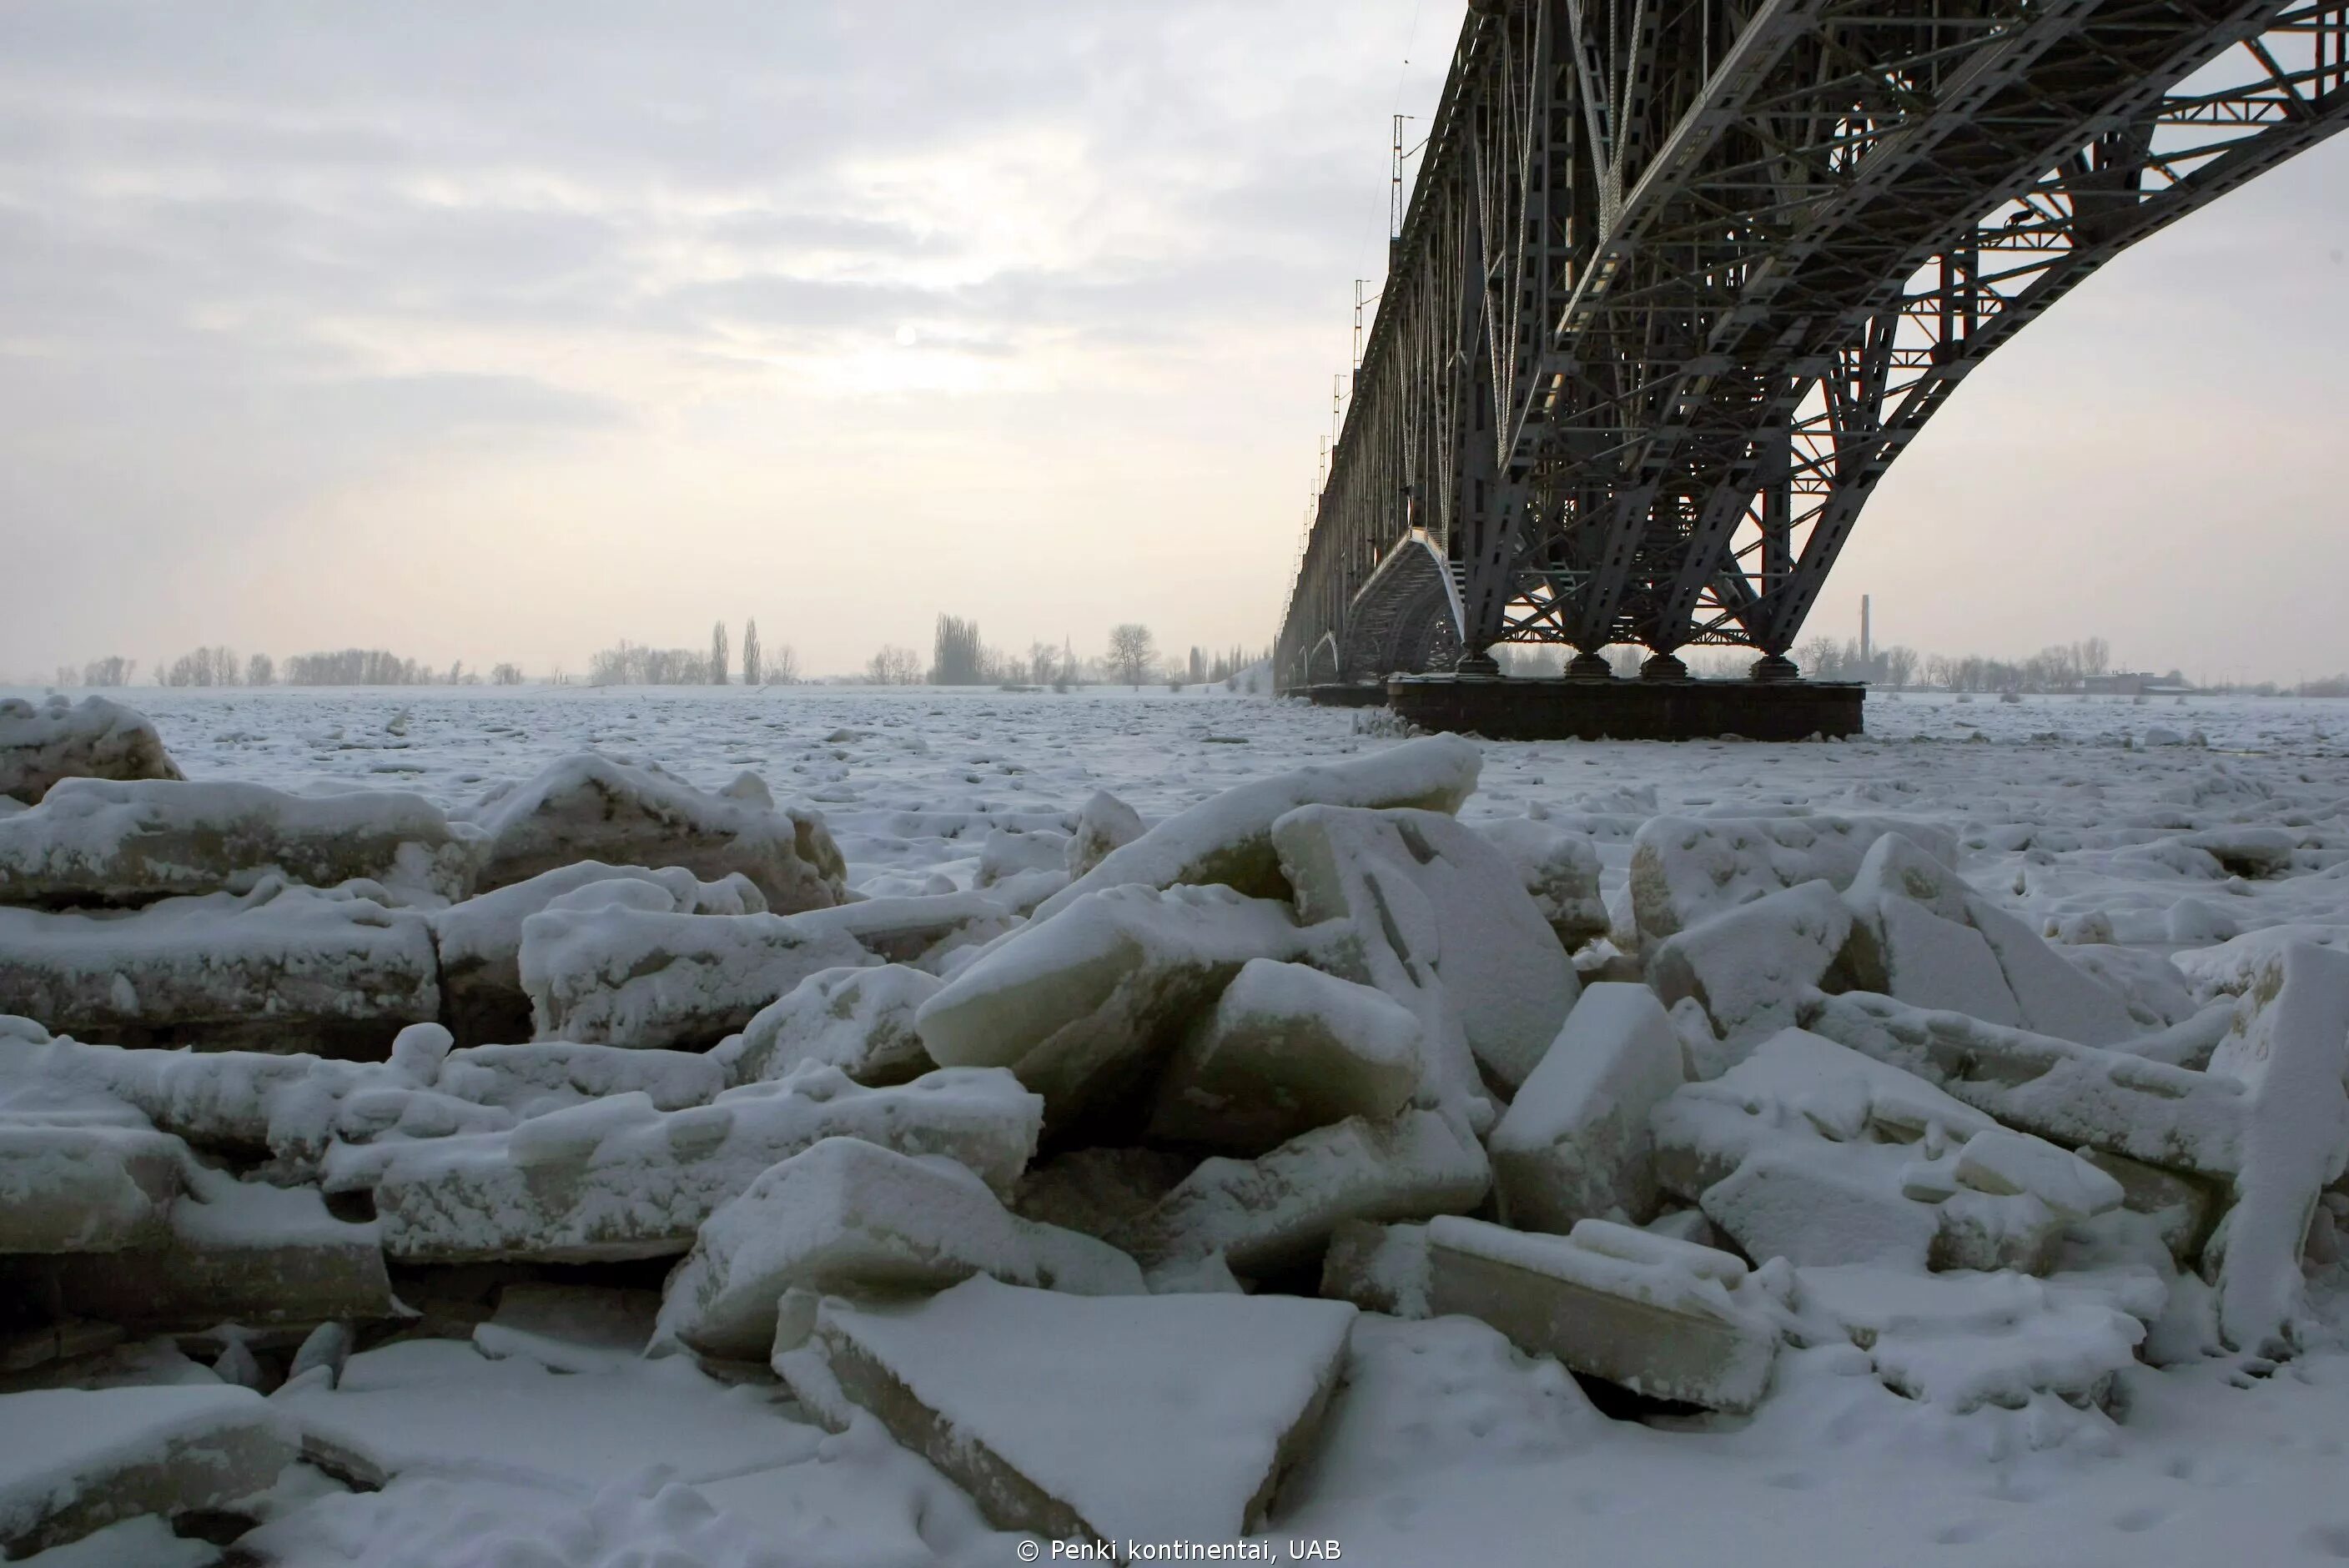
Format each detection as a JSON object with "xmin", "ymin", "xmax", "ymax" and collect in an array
[
  {"xmin": 1453, "ymin": 646, "xmax": 1501, "ymax": 679},
  {"xmin": 1749, "ymin": 654, "xmax": 1800, "ymax": 683},
  {"xmin": 1564, "ymin": 650, "xmax": 1614, "ymax": 681},
  {"xmin": 1639, "ymin": 652, "xmax": 1690, "ymax": 681}
]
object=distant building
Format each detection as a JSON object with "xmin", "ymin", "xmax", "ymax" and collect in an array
[{"xmin": 2084, "ymin": 672, "xmax": 2193, "ymax": 696}]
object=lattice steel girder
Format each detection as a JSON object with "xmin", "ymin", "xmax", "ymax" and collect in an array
[{"xmin": 1275, "ymin": 0, "xmax": 2349, "ymax": 692}]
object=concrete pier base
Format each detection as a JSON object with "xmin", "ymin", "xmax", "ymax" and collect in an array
[
  {"xmin": 1377, "ymin": 675, "xmax": 1864, "ymax": 741},
  {"xmin": 1300, "ymin": 683, "xmax": 1391, "ymax": 709}
]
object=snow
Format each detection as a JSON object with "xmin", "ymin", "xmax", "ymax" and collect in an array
[{"xmin": 8, "ymin": 684, "xmax": 2349, "ymax": 1565}]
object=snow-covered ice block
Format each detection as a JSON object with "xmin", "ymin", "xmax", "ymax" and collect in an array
[
  {"xmin": 519, "ymin": 900, "xmax": 876, "ymax": 1050},
  {"xmin": 1964, "ymin": 893, "xmax": 2137, "ymax": 1046},
  {"xmin": 1650, "ymin": 879, "xmax": 1852, "ymax": 1045},
  {"xmin": 1800, "ymin": 992, "xmax": 2249, "ymax": 1176},
  {"xmin": 1426, "ymin": 1215, "xmax": 1778, "ymax": 1412},
  {"xmin": 1318, "ymin": 1219, "xmax": 1431, "ymax": 1318},
  {"xmin": 1627, "ymin": 813, "xmax": 1960, "ymax": 942},
  {"xmin": 1837, "ymin": 833, "xmax": 2021, "ymax": 1025},
  {"xmin": 1838, "ymin": 832, "xmax": 2135, "ymax": 1043},
  {"xmin": 1472, "ymin": 817, "xmax": 1609, "ymax": 950},
  {"xmin": 1953, "ymin": 1128, "xmax": 2125, "ymax": 1219},
  {"xmin": 0, "ymin": 1123, "xmax": 186, "ymax": 1253},
  {"xmin": 1651, "ymin": 1029, "xmax": 2062, "ymax": 1273},
  {"xmin": 0, "ymin": 884, "xmax": 440, "ymax": 1054},
  {"xmin": 0, "ymin": 1385, "xmax": 294, "ymax": 1559},
  {"xmin": 918, "ymin": 884, "xmax": 1308, "ymax": 1132},
  {"xmin": 1120, "ymin": 1107, "xmax": 1489, "ymax": 1277},
  {"xmin": 0, "ymin": 696, "xmax": 181, "ymax": 807},
  {"xmin": 1065, "ymin": 790, "xmax": 1144, "ymax": 878},
  {"xmin": 430, "ymin": 1040, "xmax": 724, "ymax": 1117},
  {"xmin": 0, "ymin": 1031, "xmax": 393, "ymax": 1174},
  {"xmin": 1490, "ymin": 983, "xmax": 1685, "ymax": 1234},
  {"xmin": 1277, "ymin": 805, "xmax": 1574, "ymax": 1098},
  {"xmin": 2201, "ymin": 941, "xmax": 2349, "ymax": 1357},
  {"xmin": 1146, "ymin": 957, "xmax": 1421, "ymax": 1155},
  {"xmin": 469, "ymin": 754, "xmax": 847, "ymax": 913},
  {"xmin": 712, "ymin": 964, "xmax": 939, "ymax": 1088},
  {"xmin": 1035, "ymin": 734, "xmax": 1481, "ymax": 917},
  {"xmin": 362, "ymin": 1066, "xmax": 1042, "ymax": 1262},
  {"xmin": 432, "ymin": 862, "xmax": 766, "ymax": 1045},
  {"xmin": 0, "ymin": 777, "xmax": 479, "ymax": 908},
  {"xmin": 1797, "ymin": 1264, "xmax": 2145, "ymax": 1412},
  {"xmin": 1702, "ymin": 1143, "xmax": 2060, "ymax": 1274},
  {"xmin": 521, "ymin": 890, "xmax": 1009, "ymax": 1050},
  {"xmin": 774, "ymin": 1275, "xmax": 1355, "ymax": 1546},
  {"xmin": 655, "ymin": 1138, "xmax": 1142, "ymax": 1360},
  {"xmin": 46, "ymin": 1164, "xmax": 396, "ymax": 1329}
]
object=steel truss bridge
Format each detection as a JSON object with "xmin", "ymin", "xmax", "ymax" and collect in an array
[{"xmin": 1275, "ymin": 0, "xmax": 2349, "ymax": 691}]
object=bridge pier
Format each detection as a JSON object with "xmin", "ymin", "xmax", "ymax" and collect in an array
[{"xmin": 1380, "ymin": 672, "xmax": 1863, "ymax": 742}]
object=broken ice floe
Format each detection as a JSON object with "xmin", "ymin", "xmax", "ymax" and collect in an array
[{"xmin": 5, "ymin": 698, "xmax": 2348, "ymax": 1560}]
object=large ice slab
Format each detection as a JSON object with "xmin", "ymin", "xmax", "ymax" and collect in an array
[
  {"xmin": 1649, "ymin": 879, "xmax": 1851, "ymax": 1047},
  {"xmin": 43, "ymin": 1163, "xmax": 397, "ymax": 1330},
  {"xmin": 775, "ymin": 1275, "xmax": 1355, "ymax": 1546},
  {"xmin": 1146, "ymin": 957, "xmax": 1422, "ymax": 1155},
  {"xmin": 1490, "ymin": 983, "xmax": 1685, "ymax": 1234},
  {"xmin": 1274, "ymin": 804, "xmax": 1577, "ymax": 1096},
  {"xmin": 1120, "ymin": 1108, "xmax": 1490, "ymax": 1277},
  {"xmin": 469, "ymin": 754, "xmax": 847, "ymax": 912},
  {"xmin": 1627, "ymin": 813, "xmax": 1960, "ymax": 942},
  {"xmin": 521, "ymin": 889, "xmax": 1008, "ymax": 1050},
  {"xmin": 1650, "ymin": 1028, "xmax": 2065, "ymax": 1274},
  {"xmin": 1473, "ymin": 817, "xmax": 1609, "ymax": 951},
  {"xmin": 1797, "ymin": 1264, "xmax": 2145, "ymax": 1411},
  {"xmin": 712, "ymin": 964, "xmax": 941, "ymax": 1087},
  {"xmin": 654, "ymin": 1138, "xmax": 1142, "ymax": 1360},
  {"xmin": 432, "ymin": 862, "xmax": 767, "ymax": 1045},
  {"xmin": 360, "ymin": 1066, "xmax": 1043, "ymax": 1262},
  {"xmin": 1034, "ymin": 734, "xmax": 1481, "ymax": 917},
  {"xmin": 0, "ymin": 884, "xmax": 440, "ymax": 1054},
  {"xmin": 918, "ymin": 883, "xmax": 1309, "ymax": 1132},
  {"xmin": 1426, "ymin": 1215, "xmax": 1778, "ymax": 1412},
  {"xmin": 0, "ymin": 1385, "xmax": 294, "ymax": 1559},
  {"xmin": 2201, "ymin": 941, "xmax": 2349, "ymax": 1357},
  {"xmin": 0, "ymin": 696, "xmax": 181, "ymax": 807},
  {"xmin": 1801, "ymin": 991, "xmax": 2250, "ymax": 1176},
  {"xmin": 0, "ymin": 1123, "xmax": 186, "ymax": 1253},
  {"xmin": 0, "ymin": 777, "xmax": 480, "ymax": 910},
  {"xmin": 518, "ymin": 896, "xmax": 873, "ymax": 1050},
  {"xmin": 1838, "ymin": 832, "xmax": 2134, "ymax": 1045}
]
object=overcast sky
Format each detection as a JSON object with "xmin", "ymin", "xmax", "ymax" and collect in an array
[{"xmin": 3, "ymin": 3, "xmax": 2344, "ymax": 684}]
